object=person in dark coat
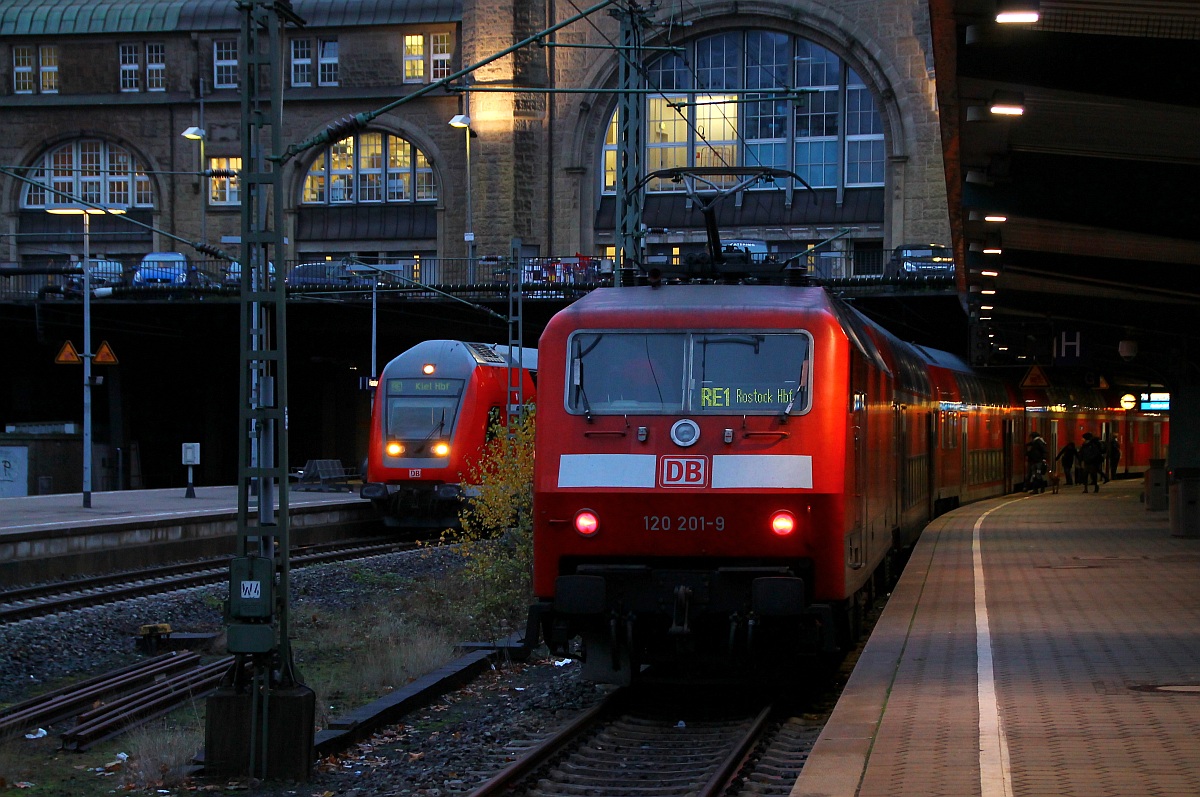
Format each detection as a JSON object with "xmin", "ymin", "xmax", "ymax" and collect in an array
[
  {"xmin": 1026, "ymin": 432, "xmax": 1049, "ymax": 493},
  {"xmin": 1104, "ymin": 436, "xmax": 1121, "ymax": 481},
  {"xmin": 1056, "ymin": 440, "xmax": 1078, "ymax": 486},
  {"xmin": 1078, "ymin": 432, "xmax": 1104, "ymax": 493}
]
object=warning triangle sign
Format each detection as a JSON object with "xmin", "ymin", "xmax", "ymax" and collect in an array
[
  {"xmin": 1020, "ymin": 365, "xmax": 1050, "ymax": 389},
  {"xmin": 55, "ymin": 340, "xmax": 81, "ymax": 364},
  {"xmin": 94, "ymin": 340, "xmax": 118, "ymax": 365}
]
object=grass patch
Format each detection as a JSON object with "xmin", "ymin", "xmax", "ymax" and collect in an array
[{"xmin": 9, "ymin": 411, "xmax": 539, "ymax": 792}]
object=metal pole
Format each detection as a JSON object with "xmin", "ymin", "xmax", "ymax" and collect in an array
[
  {"xmin": 199, "ymin": 135, "xmax": 207, "ymax": 244},
  {"xmin": 371, "ymin": 280, "xmax": 377, "ymax": 380},
  {"xmin": 464, "ymin": 86, "xmax": 474, "ymax": 281},
  {"xmin": 465, "ymin": 122, "xmax": 474, "ymax": 279},
  {"xmin": 82, "ymin": 211, "xmax": 92, "ymax": 508}
]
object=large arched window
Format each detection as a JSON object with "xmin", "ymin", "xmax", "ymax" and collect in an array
[
  {"xmin": 21, "ymin": 139, "xmax": 153, "ymax": 208},
  {"xmin": 602, "ymin": 31, "xmax": 885, "ymax": 193},
  {"xmin": 302, "ymin": 131, "xmax": 436, "ymax": 204}
]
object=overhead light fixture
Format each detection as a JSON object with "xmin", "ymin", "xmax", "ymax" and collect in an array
[
  {"xmin": 181, "ymin": 126, "xmax": 206, "ymax": 140},
  {"xmin": 995, "ymin": 0, "xmax": 1039, "ymax": 24},
  {"xmin": 449, "ymin": 114, "xmax": 471, "ymax": 128},
  {"xmin": 980, "ymin": 269, "xmax": 1000, "ymax": 277},
  {"xmin": 969, "ymin": 240, "xmax": 1001, "ymax": 254},
  {"xmin": 968, "ymin": 211, "xmax": 1008, "ymax": 223},
  {"xmin": 989, "ymin": 90, "xmax": 1025, "ymax": 116},
  {"xmin": 984, "ymin": 213, "xmax": 1007, "ymax": 222}
]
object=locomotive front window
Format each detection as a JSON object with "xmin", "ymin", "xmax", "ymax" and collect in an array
[
  {"xmin": 570, "ymin": 332, "xmax": 687, "ymax": 413},
  {"xmin": 385, "ymin": 378, "xmax": 464, "ymax": 442},
  {"xmin": 567, "ymin": 331, "xmax": 810, "ymax": 415},
  {"xmin": 691, "ymin": 333, "xmax": 809, "ymax": 413}
]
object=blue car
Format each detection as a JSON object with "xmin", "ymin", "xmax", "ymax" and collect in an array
[{"xmin": 132, "ymin": 252, "xmax": 188, "ymax": 286}]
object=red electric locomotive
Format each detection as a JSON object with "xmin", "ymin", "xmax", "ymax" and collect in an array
[
  {"xmin": 526, "ymin": 285, "xmax": 1022, "ymax": 683},
  {"xmin": 360, "ymin": 340, "xmax": 537, "ymax": 528}
]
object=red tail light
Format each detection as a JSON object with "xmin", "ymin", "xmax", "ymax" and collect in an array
[
  {"xmin": 574, "ymin": 509, "xmax": 600, "ymax": 536},
  {"xmin": 770, "ymin": 511, "xmax": 796, "ymax": 536}
]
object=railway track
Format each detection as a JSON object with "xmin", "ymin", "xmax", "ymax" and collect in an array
[
  {"xmin": 0, "ymin": 538, "xmax": 416, "ymax": 623},
  {"xmin": 466, "ymin": 686, "xmax": 819, "ymax": 796}
]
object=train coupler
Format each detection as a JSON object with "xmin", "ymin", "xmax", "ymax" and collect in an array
[{"xmin": 668, "ymin": 585, "xmax": 693, "ymax": 635}]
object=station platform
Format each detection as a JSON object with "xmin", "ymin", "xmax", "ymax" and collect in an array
[
  {"xmin": 792, "ymin": 478, "xmax": 1200, "ymax": 797},
  {"xmin": 0, "ymin": 485, "xmax": 363, "ymax": 535},
  {"xmin": 0, "ymin": 486, "xmax": 376, "ymax": 586}
]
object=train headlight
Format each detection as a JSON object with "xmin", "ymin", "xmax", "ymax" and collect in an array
[
  {"xmin": 432, "ymin": 442, "xmax": 450, "ymax": 457},
  {"xmin": 574, "ymin": 509, "xmax": 600, "ymax": 536},
  {"xmin": 385, "ymin": 441, "xmax": 405, "ymax": 457},
  {"xmin": 770, "ymin": 511, "xmax": 796, "ymax": 536},
  {"xmin": 422, "ymin": 363, "xmax": 436, "ymax": 374}
]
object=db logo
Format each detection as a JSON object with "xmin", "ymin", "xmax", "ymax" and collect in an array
[
  {"xmin": 659, "ymin": 456, "xmax": 708, "ymax": 487},
  {"xmin": 408, "ymin": 469, "xmax": 422, "ymax": 478}
]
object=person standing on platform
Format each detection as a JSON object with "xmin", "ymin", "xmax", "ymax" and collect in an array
[
  {"xmin": 1026, "ymin": 432, "xmax": 1049, "ymax": 493},
  {"xmin": 1056, "ymin": 440, "xmax": 1078, "ymax": 486},
  {"xmin": 1106, "ymin": 435, "xmax": 1121, "ymax": 481},
  {"xmin": 1079, "ymin": 432, "xmax": 1104, "ymax": 493}
]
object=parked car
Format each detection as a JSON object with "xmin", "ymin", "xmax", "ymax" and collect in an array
[
  {"xmin": 84, "ymin": 258, "xmax": 127, "ymax": 287},
  {"xmin": 285, "ymin": 261, "xmax": 375, "ymax": 289},
  {"xmin": 131, "ymin": 252, "xmax": 189, "ymax": 286},
  {"xmin": 222, "ymin": 260, "xmax": 276, "ymax": 286},
  {"xmin": 884, "ymin": 244, "xmax": 955, "ymax": 279}
]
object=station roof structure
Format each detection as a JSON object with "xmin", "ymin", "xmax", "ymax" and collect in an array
[{"xmin": 930, "ymin": 0, "xmax": 1200, "ymax": 383}]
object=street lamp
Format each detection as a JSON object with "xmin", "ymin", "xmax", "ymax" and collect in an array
[
  {"xmin": 46, "ymin": 205, "xmax": 125, "ymax": 508},
  {"xmin": 448, "ymin": 113, "xmax": 474, "ymax": 281},
  {"xmin": 181, "ymin": 126, "xmax": 207, "ymax": 243}
]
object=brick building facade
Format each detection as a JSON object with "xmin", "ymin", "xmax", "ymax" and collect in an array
[{"xmin": 0, "ymin": 0, "xmax": 949, "ymax": 276}]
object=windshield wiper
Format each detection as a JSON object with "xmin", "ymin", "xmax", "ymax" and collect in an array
[{"xmin": 416, "ymin": 409, "xmax": 446, "ymax": 452}]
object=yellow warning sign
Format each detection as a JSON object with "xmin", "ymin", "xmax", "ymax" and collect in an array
[
  {"xmin": 1020, "ymin": 365, "xmax": 1050, "ymax": 389},
  {"xmin": 55, "ymin": 340, "xmax": 81, "ymax": 364},
  {"xmin": 94, "ymin": 340, "xmax": 118, "ymax": 365}
]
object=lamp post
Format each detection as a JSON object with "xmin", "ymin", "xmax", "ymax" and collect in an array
[
  {"xmin": 448, "ymin": 113, "xmax": 474, "ymax": 282},
  {"xmin": 181, "ymin": 126, "xmax": 207, "ymax": 244},
  {"xmin": 46, "ymin": 206, "xmax": 124, "ymax": 507}
]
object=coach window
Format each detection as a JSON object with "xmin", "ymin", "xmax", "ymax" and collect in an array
[{"xmin": 385, "ymin": 378, "xmax": 464, "ymax": 442}]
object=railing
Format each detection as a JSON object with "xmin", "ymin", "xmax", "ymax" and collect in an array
[{"xmin": 0, "ymin": 249, "xmax": 946, "ymax": 304}]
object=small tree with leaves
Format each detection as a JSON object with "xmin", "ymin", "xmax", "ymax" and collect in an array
[{"xmin": 452, "ymin": 406, "xmax": 536, "ymax": 637}]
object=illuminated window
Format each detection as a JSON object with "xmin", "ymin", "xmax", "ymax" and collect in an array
[
  {"xmin": 21, "ymin": 140, "xmax": 153, "ymax": 209},
  {"xmin": 13, "ymin": 45, "xmax": 34, "ymax": 93},
  {"xmin": 303, "ymin": 132, "xmax": 437, "ymax": 205},
  {"xmin": 601, "ymin": 31, "xmax": 885, "ymax": 195},
  {"xmin": 209, "ymin": 157, "xmax": 241, "ymax": 205},
  {"xmin": 14, "ymin": 45, "xmax": 58, "ymax": 94},
  {"xmin": 404, "ymin": 35, "xmax": 425, "ymax": 83},
  {"xmin": 39, "ymin": 45, "xmax": 58, "ymax": 93}
]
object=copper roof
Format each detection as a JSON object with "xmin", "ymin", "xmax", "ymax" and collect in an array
[{"xmin": 0, "ymin": 0, "xmax": 460, "ymax": 36}]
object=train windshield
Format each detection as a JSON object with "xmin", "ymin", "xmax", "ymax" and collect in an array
[
  {"xmin": 568, "ymin": 332, "xmax": 810, "ymax": 415},
  {"xmin": 384, "ymin": 377, "xmax": 464, "ymax": 439}
]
